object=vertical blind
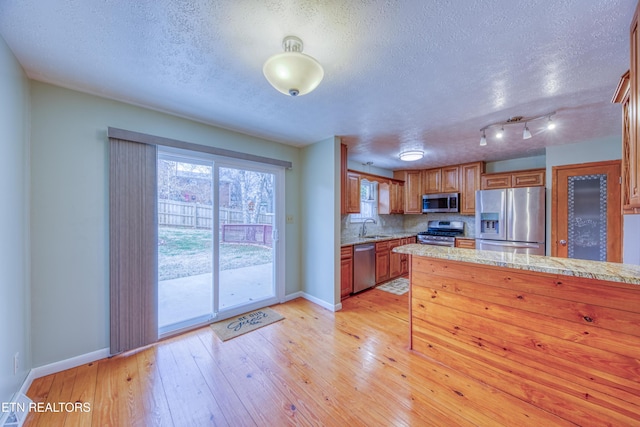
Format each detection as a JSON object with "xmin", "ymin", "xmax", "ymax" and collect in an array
[{"xmin": 109, "ymin": 137, "xmax": 158, "ymax": 354}]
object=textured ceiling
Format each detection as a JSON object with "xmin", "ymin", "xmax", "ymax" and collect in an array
[{"xmin": 0, "ymin": 0, "xmax": 635, "ymax": 170}]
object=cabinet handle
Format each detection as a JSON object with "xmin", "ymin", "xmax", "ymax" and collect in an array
[{"xmin": 559, "ymin": 240, "xmax": 567, "ymax": 246}]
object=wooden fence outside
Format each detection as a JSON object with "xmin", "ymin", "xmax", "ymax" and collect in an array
[{"xmin": 158, "ymin": 199, "xmax": 273, "ymax": 229}]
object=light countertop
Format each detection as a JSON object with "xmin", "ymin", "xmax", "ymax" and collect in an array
[
  {"xmin": 393, "ymin": 244, "xmax": 640, "ymax": 285},
  {"xmin": 341, "ymin": 232, "xmax": 418, "ymax": 247}
]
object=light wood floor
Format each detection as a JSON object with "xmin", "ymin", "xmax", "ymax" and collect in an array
[{"xmin": 25, "ymin": 288, "xmax": 562, "ymax": 426}]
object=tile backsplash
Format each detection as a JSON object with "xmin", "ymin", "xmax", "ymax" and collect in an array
[{"xmin": 341, "ymin": 213, "xmax": 476, "ymax": 239}]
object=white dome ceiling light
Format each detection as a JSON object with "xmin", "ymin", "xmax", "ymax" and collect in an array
[
  {"xmin": 399, "ymin": 150, "xmax": 424, "ymax": 161},
  {"xmin": 263, "ymin": 36, "xmax": 324, "ymax": 97}
]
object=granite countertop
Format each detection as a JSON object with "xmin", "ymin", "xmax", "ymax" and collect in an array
[
  {"xmin": 393, "ymin": 244, "xmax": 640, "ymax": 285},
  {"xmin": 341, "ymin": 232, "xmax": 418, "ymax": 247}
]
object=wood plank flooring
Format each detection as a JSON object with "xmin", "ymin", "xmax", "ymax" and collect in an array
[{"xmin": 25, "ymin": 289, "xmax": 576, "ymax": 426}]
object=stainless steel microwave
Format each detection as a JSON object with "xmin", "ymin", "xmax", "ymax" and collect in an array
[{"xmin": 422, "ymin": 193, "xmax": 459, "ymax": 213}]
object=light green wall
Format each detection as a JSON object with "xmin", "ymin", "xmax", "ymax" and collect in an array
[
  {"xmin": 300, "ymin": 137, "xmax": 340, "ymax": 306},
  {"xmin": 485, "ymin": 155, "xmax": 546, "ymax": 173},
  {"xmin": 29, "ymin": 81, "xmax": 302, "ymax": 367},
  {"xmin": 545, "ymin": 136, "xmax": 622, "ymax": 255},
  {"xmin": 0, "ymin": 36, "xmax": 31, "ymax": 402},
  {"xmin": 347, "ymin": 160, "xmax": 394, "ymax": 178}
]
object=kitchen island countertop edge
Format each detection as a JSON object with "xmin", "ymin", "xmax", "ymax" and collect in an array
[{"xmin": 393, "ymin": 244, "xmax": 640, "ymax": 285}]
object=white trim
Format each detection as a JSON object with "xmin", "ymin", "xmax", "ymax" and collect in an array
[
  {"xmin": 284, "ymin": 291, "xmax": 303, "ymax": 302},
  {"xmin": 31, "ymin": 348, "xmax": 110, "ymax": 380},
  {"xmin": 13, "ymin": 348, "xmax": 110, "ymax": 406},
  {"xmin": 300, "ymin": 292, "xmax": 342, "ymax": 312}
]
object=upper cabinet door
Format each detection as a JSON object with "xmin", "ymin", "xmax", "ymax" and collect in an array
[
  {"xmin": 395, "ymin": 170, "xmax": 422, "ymax": 213},
  {"xmin": 345, "ymin": 172, "xmax": 361, "ymax": 213},
  {"xmin": 442, "ymin": 166, "xmax": 460, "ymax": 192},
  {"xmin": 628, "ymin": 3, "xmax": 640, "ymax": 211},
  {"xmin": 424, "ymin": 169, "xmax": 441, "ymax": 194},
  {"xmin": 460, "ymin": 162, "xmax": 484, "ymax": 215}
]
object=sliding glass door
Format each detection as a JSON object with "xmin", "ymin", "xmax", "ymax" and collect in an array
[{"xmin": 157, "ymin": 150, "xmax": 283, "ymax": 335}]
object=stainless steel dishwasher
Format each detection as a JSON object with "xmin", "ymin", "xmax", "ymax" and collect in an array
[{"xmin": 353, "ymin": 243, "xmax": 376, "ymax": 293}]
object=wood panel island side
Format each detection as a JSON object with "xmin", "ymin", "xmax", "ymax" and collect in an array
[{"xmin": 393, "ymin": 244, "xmax": 640, "ymax": 426}]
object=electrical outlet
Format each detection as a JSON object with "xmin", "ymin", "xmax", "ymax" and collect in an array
[
  {"xmin": 286, "ymin": 215, "xmax": 294, "ymax": 224},
  {"xmin": 13, "ymin": 352, "xmax": 19, "ymax": 375}
]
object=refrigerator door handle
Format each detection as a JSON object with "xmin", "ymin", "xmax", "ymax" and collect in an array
[{"xmin": 477, "ymin": 239, "xmax": 545, "ymax": 255}]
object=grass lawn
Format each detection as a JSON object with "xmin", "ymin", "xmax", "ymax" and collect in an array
[{"xmin": 158, "ymin": 227, "xmax": 272, "ymax": 281}]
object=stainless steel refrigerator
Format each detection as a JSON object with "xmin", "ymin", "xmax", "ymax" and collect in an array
[{"xmin": 475, "ymin": 186, "xmax": 546, "ymax": 255}]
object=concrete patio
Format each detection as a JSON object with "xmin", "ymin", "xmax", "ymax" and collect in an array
[{"xmin": 158, "ymin": 263, "xmax": 273, "ymax": 328}]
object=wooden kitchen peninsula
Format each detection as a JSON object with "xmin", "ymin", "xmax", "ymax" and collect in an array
[{"xmin": 393, "ymin": 244, "xmax": 640, "ymax": 426}]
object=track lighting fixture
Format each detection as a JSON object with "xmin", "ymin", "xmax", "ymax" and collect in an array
[{"xmin": 479, "ymin": 111, "xmax": 556, "ymax": 146}]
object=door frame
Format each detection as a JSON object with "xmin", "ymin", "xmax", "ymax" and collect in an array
[{"xmin": 551, "ymin": 160, "xmax": 622, "ymax": 262}]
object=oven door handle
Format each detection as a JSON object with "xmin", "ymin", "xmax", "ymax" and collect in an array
[{"xmin": 419, "ymin": 240, "xmax": 455, "ymax": 247}]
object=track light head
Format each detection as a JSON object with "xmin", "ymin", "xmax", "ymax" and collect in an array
[
  {"xmin": 547, "ymin": 116, "xmax": 556, "ymax": 130},
  {"xmin": 496, "ymin": 127, "xmax": 504, "ymax": 139},
  {"xmin": 480, "ymin": 130, "xmax": 487, "ymax": 146},
  {"xmin": 522, "ymin": 123, "xmax": 532, "ymax": 140}
]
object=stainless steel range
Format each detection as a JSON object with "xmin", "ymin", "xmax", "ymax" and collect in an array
[{"xmin": 417, "ymin": 220, "xmax": 465, "ymax": 247}]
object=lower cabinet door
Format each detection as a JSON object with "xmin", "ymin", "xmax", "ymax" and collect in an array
[{"xmin": 375, "ymin": 251, "xmax": 390, "ymax": 284}]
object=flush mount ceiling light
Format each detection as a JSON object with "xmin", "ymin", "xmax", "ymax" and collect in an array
[
  {"xmin": 399, "ymin": 150, "xmax": 424, "ymax": 161},
  {"xmin": 479, "ymin": 111, "xmax": 556, "ymax": 146},
  {"xmin": 263, "ymin": 36, "xmax": 324, "ymax": 97}
]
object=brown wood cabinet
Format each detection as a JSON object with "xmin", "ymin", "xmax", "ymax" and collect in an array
[
  {"xmin": 393, "ymin": 170, "xmax": 422, "ymax": 213},
  {"xmin": 512, "ymin": 169, "xmax": 545, "ymax": 187},
  {"xmin": 400, "ymin": 236, "xmax": 416, "ymax": 275},
  {"xmin": 340, "ymin": 144, "xmax": 362, "ymax": 215},
  {"xmin": 396, "ymin": 163, "xmax": 482, "ymax": 215},
  {"xmin": 340, "ymin": 144, "xmax": 348, "ymax": 214},
  {"xmin": 615, "ymin": 29, "xmax": 640, "ymax": 214},
  {"xmin": 614, "ymin": 71, "xmax": 636, "ymax": 213},
  {"xmin": 629, "ymin": 3, "xmax": 640, "ymax": 212},
  {"xmin": 378, "ymin": 179, "xmax": 404, "ymax": 214},
  {"xmin": 423, "ymin": 168, "xmax": 441, "ymax": 194},
  {"xmin": 393, "ymin": 181, "xmax": 404, "ymax": 213},
  {"xmin": 345, "ymin": 171, "xmax": 361, "ymax": 213},
  {"xmin": 388, "ymin": 239, "xmax": 403, "ymax": 278},
  {"xmin": 459, "ymin": 161, "xmax": 484, "ymax": 215},
  {"xmin": 442, "ymin": 166, "xmax": 460, "ymax": 192},
  {"xmin": 340, "ymin": 246, "xmax": 353, "ymax": 299},
  {"xmin": 424, "ymin": 166, "xmax": 459, "ymax": 194},
  {"xmin": 455, "ymin": 238, "xmax": 476, "ymax": 249},
  {"xmin": 481, "ymin": 168, "xmax": 545, "ymax": 190},
  {"xmin": 376, "ymin": 237, "xmax": 416, "ymax": 284},
  {"xmin": 375, "ymin": 241, "xmax": 390, "ymax": 284}
]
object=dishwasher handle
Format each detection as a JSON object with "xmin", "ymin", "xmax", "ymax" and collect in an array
[{"xmin": 354, "ymin": 244, "xmax": 375, "ymax": 252}]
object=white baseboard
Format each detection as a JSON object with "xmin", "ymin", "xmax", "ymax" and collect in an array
[
  {"xmin": 284, "ymin": 291, "xmax": 303, "ymax": 302},
  {"xmin": 17, "ymin": 347, "xmax": 110, "ymax": 398},
  {"xmin": 284, "ymin": 290, "xmax": 342, "ymax": 311},
  {"xmin": 300, "ymin": 292, "xmax": 342, "ymax": 312}
]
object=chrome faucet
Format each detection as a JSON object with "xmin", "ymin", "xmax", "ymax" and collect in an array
[{"xmin": 359, "ymin": 218, "xmax": 377, "ymax": 237}]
